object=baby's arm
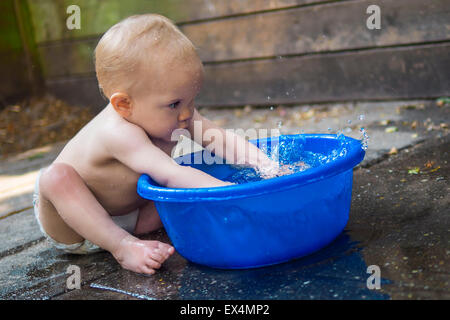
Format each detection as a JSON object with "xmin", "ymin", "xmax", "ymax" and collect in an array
[
  {"xmin": 108, "ymin": 123, "xmax": 232, "ymax": 188},
  {"xmin": 188, "ymin": 109, "xmax": 279, "ymax": 175}
]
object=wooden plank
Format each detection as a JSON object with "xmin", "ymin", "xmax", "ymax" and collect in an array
[
  {"xmin": 28, "ymin": 0, "xmax": 324, "ymax": 43},
  {"xmin": 0, "ymin": 0, "xmax": 23, "ymax": 51},
  {"xmin": 0, "ymin": 0, "xmax": 30, "ymax": 102},
  {"xmin": 37, "ymin": 40, "xmax": 95, "ymax": 78},
  {"xmin": 12, "ymin": 0, "xmax": 44, "ymax": 95},
  {"xmin": 184, "ymin": 0, "xmax": 450, "ymax": 61},
  {"xmin": 0, "ymin": 209, "xmax": 42, "ymax": 258},
  {"xmin": 0, "ymin": 52, "xmax": 30, "ymax": 102},
  {"xmin": 37, "ymin": 0, "xmax": 450, "ymax": 78},
  {"xmin": 45, "ymin": 76, "xmax": 107, "ymax": 111},
  {"xmin": 0, "ymin": 240, "xmax": 120, "ymax": 299},
  {"xmin": 198, "ymin": 43, "xmax": 450, "ymax": 106},
  {"xmin": 45, "ymin": 43, "xmax": 450, "ymax": 108}
]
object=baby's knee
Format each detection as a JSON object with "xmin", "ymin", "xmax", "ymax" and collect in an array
[{"xmin": 39, "ymin": 163, "xmax": 79, "ymax": 195}]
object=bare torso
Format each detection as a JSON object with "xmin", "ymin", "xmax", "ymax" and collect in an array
[{"xmin": 54, "ymin": 105, "xmax": 177, "ymax": 216}]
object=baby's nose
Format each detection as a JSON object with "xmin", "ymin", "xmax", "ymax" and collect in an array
[{"xmin": 178, "ymin": 104, "xmax": 193, "ymax": 122}]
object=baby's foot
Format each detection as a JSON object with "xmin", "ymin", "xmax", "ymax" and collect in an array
[{"xmin": 112, "ymin": 234, "xmax": 175, "ymax": 275}]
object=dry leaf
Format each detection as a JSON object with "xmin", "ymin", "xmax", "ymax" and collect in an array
[{"xmin": 388, "ymin": 147, "xmax": 398, "ymax": 155}]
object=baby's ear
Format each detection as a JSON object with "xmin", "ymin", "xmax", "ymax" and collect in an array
[{"xmin": 110, "ymin": 92, "xmax": 133, "ymax": 118}]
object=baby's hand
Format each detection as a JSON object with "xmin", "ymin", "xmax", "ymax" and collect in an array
[
  {"xmin": 255, "ymin": 159, "xmax": 281, "ymax": 179},
  {"xmin": 112, "ymin": 234, "xmax": 174, "ymax": 275},
  {"xmin": 257, "ymin": 161, "xmax": 307, "ymax": 179}
]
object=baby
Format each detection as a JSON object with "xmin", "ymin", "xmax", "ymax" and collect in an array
[{"xmin": 33, "ymin": 14, "xmax": 276, "ymax": 275}]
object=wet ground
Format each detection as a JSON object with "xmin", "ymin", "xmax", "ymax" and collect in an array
[{"xmin": 0, "ymin": 99, "xmax": 448, "ymax": 300}]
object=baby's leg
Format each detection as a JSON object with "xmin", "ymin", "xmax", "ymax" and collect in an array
[
  {"xmin": 134, "ymin": 201, "xmax": 163, "ymax": 235},
  {"xmin": 38, "ymin": 163, "xmax": 174, "ymax": 274},
  {"xmin": 38, "ymin": 167, "xmax": 88, "ymax": 245},
  {"xmin": 38, "ymin": 162, "xmax": 128, "ymax": 249}
]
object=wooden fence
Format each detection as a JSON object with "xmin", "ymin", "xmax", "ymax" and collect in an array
[{"xmin": 3, "ymin": 0, "xmax": 450, "ymax": 109}]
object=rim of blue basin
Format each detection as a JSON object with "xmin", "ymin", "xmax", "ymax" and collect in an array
[{"xmin": 137, "ymin": 134, "xmax": 365, "ymax": 202}]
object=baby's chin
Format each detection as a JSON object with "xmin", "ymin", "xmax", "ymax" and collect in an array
[{"xmin": 146, "ymin": 131, "xmax": 179, "ymax": 143}]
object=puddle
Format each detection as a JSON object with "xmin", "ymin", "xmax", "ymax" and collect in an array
[{"xmin": 176, "ymin": 232, "xmax": 391, "ymax": 300}]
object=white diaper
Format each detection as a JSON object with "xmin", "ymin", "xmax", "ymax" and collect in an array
[{"xmin": 33, "ymin": 168, "xmax": 139, "ymax": 255}]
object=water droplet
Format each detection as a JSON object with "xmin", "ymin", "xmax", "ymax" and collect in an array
[
  {"xmin": 359, "ymin": 114, "xmax": 365, "ymax": 121},
  {"xmin": 359, "ymin": 127, "xmax": 370, "ymax": 150}
]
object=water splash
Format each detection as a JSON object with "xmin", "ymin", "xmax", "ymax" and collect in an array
[
  {"xmin": 90, "ymin": 283, "xmax": 156, "ymax": 300},
  {"xmin": 359, "ymin": 127, "xmax": 369, "ymax": 150},
  {"xmin": 277, "ymin": 120, "xmax": 283, "ymax": 129},
  {"xmin": 230, "ymin": 134, "xmax": 352, "ymax": 183}
]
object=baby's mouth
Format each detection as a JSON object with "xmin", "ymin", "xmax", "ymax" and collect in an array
[{"xmin": 178, "ymin": 122, "xmax": 189, "ymax": 130}]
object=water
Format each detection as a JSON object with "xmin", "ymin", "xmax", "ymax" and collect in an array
[
  {"xmin": 90, "ymin": 283, "xmax": 156, "ymax": 300},
  {"xmin": 229, "ymin": 135, "xmax": 351, "ymax": 184},
  {"xmin": 277, "ymin": 120, "xmax": 283, "ymax": 129},
  {"xmin": 360, "ymin": 127, "xmax": 369, "ymax": 150},
  {"xmin": 227, "ymin": 111, "xmax": 369, "ymax": 184},
  {"xmin": 326, "ymin": 114, "xmax": 369, "ymax": 151}
]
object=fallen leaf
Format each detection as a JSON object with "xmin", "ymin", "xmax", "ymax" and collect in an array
[
  {"xmin": 408, "ymin": 167, "xmax": 420, "ymax": 174},
  {"xmin": 11, "ymin": 105, "xmax": 21, "ymax": 112},
  {"xmin": 234, "ymin": 110, "xmax": 243, "ymax": 118},
  {"xmin": 436, "ymin": 97, "xmax": 450, "ymax": 107},
  {"xmin": 277, "ymin": 106, "xmax": 287, "ymax": 117},
  {"xmin": 429, "ymin": 166, "xmax": 440, "ymax": 173},
  {"xmin": 253, "ymin": 115, "xmax": 267, "ymax": 123},
  {"xmin": 388, "ymin": 147, "xmax": 398, "ymax": 155},
  {"xmin": 424, "ymin": 160, "xmax": 435, "ymax": 168},
  {"xmin": 212, "ymin": 118, "xmax": 228, "ymax": 126},
  {"xmin": 302, "ymin": 109, "xmax": 315, "ymax": 120},
  {"xmin": 385, "ymin": 126, "xmax": 398, "ymax": 133}
]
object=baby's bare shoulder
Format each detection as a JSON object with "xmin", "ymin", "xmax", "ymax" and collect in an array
[
  {"xmin": 100, "ymin": 117, "xmax": 158, "ymax": 163},
  {"xmin": 57, "ymin": 107, "xmax": 142, "ymax": 163}
]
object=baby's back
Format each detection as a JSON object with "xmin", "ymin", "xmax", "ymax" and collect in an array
[{"xmin": 54, "ymin": 106, "xmax": 148, "ymax": 215}]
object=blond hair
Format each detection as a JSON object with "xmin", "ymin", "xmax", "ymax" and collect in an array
[{"xmin": 95, "ymin": 14, "xmax": 198, "ymax": 99}]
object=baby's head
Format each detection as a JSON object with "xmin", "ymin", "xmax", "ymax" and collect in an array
[{"xmin": 95, "ymin": 14, "xmax": 204, "ymax": 140}]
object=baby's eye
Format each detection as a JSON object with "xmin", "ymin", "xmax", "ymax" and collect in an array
[{"xmin": 168, "ymin": 101, "xmax": 180, "ymax": 109}]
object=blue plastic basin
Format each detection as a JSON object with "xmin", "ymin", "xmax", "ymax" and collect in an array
[{"xmin": 137, "ymin": 134, "xmax": 365, "ymax": 269}]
